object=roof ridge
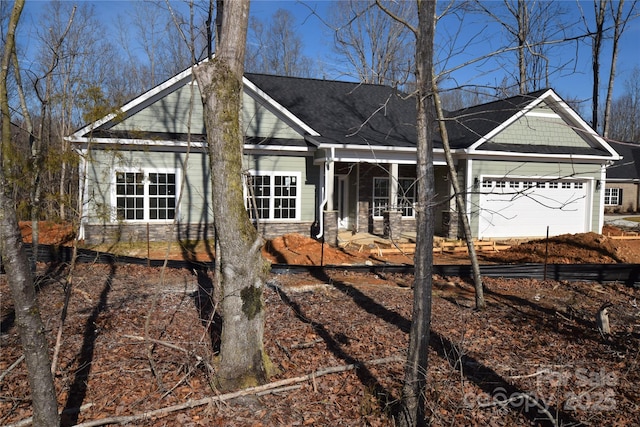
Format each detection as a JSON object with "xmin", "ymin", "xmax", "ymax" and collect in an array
[{"xmin": 244, "ymin": 72, "xmax": 399, "ymax": 90}]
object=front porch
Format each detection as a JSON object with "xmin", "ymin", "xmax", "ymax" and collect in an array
[{"xmin": 321, "ymin": 161, "xmax": 460, "ymax": 244}]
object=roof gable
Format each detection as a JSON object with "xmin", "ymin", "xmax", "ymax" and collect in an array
[
  {"xmin": 445, "ymin": 89, "xmax": 619, "ymax": 159},
  {"xmin": 69, "ymin": 65, "xmax": 317, "ymax": 147}
]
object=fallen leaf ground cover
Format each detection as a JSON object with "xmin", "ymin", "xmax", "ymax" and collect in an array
[
  {"xmin": 2, "ymin": 222, "xmax": 640, "ymax": 425},
  {"xmin": 1, "ymin": 261, "xmax": 640, "ymax": 426}
]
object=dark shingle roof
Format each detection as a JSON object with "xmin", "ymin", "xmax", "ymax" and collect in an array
[
  {"xmin": 246, "ymin": 76, "xmax": 606, "ymax": 156},
  {"xmin": 606, "ymin": 141, "xmax": 640, "ymax": 180},
  {"xmin": 246, "ymin": 73, "xmax": 417, "ymax": 148}
]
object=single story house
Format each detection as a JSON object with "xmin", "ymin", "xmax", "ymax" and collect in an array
[
  {"xmin": 604, "ymin": 140, "xmax": 640, "ymax": 213},
  {"xmin": 67, "ymin": 66, "xmax": 620, "ymax": 246}
]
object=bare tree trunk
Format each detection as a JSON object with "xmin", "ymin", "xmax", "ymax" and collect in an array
[
  {"xmin": 603, "ymin": 0, "xmax": 626, "ymax": 139},
  {"xmin": 432, "ymin": 86, "xmax": 485, "ymax": 310},
  {"xmin": 592, "ymin": 0, "xmax": 606, "ymax": 132},
  {"xmin": 31, "ymin": 5, "xmax": 76, "ymax": 263},
  {"xmin": 0, "ymin": 1, "xmax": 60, "ymax": 425},
  {"xmin": 396, "ymin": 1, "xmax": 436, "ymax": 426},
  {"xmin": 517, "ymin": 0, "xmax": 528, "ymax": 94},
  {"xmin": 194, "ymin": 0, "xmax": 272, "ymax": 391}
]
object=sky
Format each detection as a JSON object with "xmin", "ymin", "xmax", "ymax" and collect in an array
[
  {"xmin": 248, "ymin": 0, "xmax": 640, "ymax": 105},
  {"xmin": 18, "ymin": 0, "xmax": 640, "ymax": 114}
]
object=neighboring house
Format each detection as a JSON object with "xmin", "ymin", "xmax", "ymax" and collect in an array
[
  {"xmin": 67, "ymin": 66, "xmax": 620, "ymax": 246},
  {"xmin": 604, "ymin": 141, "xmax": 640, "ymax": 213}
]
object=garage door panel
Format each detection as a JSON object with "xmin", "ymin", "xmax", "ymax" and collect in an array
[{"xmin": 478, "ymin": 179, "xmax": 587, "ymax": 238}]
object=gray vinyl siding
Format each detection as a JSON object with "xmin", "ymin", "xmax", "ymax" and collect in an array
[
  {"xmin": 468, "ymin": 159, "xmax": 602, "ymax": 236},
  {"xmin": 243, "ymin": 91, "xmax": 305, "ymax": 139},
  {"xmin": 490, "ymin": 104, "xmax": 591, "ymax": 148},
  {"xmin": 112, "ymin": 83, "xmax": 206, "ymax": 134},
  {"xmin": 84, "ymin": 148, "xmax": 212, "ymax": 226},
  {"xmin": 112, "ymin": 84, "xmax": 303, "ymax": 140},
  {"xmin": 85, "ymin": 149, "xmax": 317, "ymax": 223}
]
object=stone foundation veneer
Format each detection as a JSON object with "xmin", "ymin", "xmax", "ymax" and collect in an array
[{"xmin": 81, "ymin": 221, "xmax": 315, "ymax": 246}]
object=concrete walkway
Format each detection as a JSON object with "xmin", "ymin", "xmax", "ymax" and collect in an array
[{"xmin": 604, "ymin": 214, "xmax": 640, "ymax": 229}]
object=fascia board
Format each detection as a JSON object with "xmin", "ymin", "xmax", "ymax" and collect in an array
[
  {"xmin": 243, "ymin": 145, "xmax": 315, "ymax": 153},
  {"xmin": 243, "ymin": 78, "xmax": 320, "ymax": 137},
  {"xmin": 466, "ymin": 89, "xmax": 560, "ymax": 151},
  {"xmin": 461, "ymin": 150, "xmax": 616, "ymax": 163},
  {"xmin": 68, "ymin": 136, "xmax": 315, "ymax": 155},
  {"xmin": 312, "ymin": 146, "xmax": 448, "ymax": 165},
  {"xmin": 318, "ymin": 143, "xmax": 418, "ymax": 152},
  {"xmin": 605, "ymin": 177, "xmax": 640, "ymax": 182}
]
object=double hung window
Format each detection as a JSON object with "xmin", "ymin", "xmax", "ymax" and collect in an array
[
  {"xmin": 245, "ymin": 172, "xmax": 300, "ymax": 220},
  {"xmin": 114, "ymin": 170, "xmax": 177, "ymax": 221},
  {"xmin": 604, "ymin": 188, "xmax": 622, "ymax": 206}
]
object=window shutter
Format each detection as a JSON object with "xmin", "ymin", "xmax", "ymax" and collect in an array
[{"xmin": 618, "ymin": 189, "xmax": 623, "ymax": 206}]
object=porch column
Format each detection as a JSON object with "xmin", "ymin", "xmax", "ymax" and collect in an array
[
  {"xmin": 326, "ymin": 158, "xmax": 335, "ymax": 211},
  {"xmin": 323, "ymin": 153, "xmax": 338, "ymax": 246},
  {"xmin": 389, "ymin": 163, "xmax": 398, "ymax": 211}
]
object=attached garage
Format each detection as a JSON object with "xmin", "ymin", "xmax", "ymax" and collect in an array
[{"xmin": 477, "ymin": 178, "xmax": 590, "ymax": 239}]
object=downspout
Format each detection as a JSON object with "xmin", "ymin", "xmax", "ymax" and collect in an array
[
  {"xmin": 77, "ymin": 147, "xmax": 88, "ymax": 241},
  {"xmin": 316, "ymin": 148, "xmax": 334, "ymax": 239}
]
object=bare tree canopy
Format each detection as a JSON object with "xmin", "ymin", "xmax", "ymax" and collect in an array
[
  {"xmin": 609, "ymin": 65, "xmax": 640, "ymax": 142},
  {"xmin": 246, "ymin": 8, "xmax": 314, "ymax": 77},
  {"xmin": 468, "ymin": 0, "xmax": 573, "ymax": 95},
  {"xmin": 329, "ymin": 0, "xmax": 415, "ymax": 86}
]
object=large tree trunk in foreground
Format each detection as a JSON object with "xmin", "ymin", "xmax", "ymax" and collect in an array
[
  {"xmin": 0, "ymin": 1, "xmax": 60, "ymax": 425},
  {"xmin": 193, "ymin": 0, "xmax": 272, "ymax": 391},
  {"xmin": 396, "ymin": 1, "xmax": 436, "ymax": 426}
]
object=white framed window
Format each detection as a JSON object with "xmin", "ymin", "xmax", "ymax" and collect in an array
[
  {"xmin": 373, "ymin": 177, "xmax": 416, "ymax": 218},
  {"xmin": 113, "ymin": 169, "xmax": 178, "ymax": 221},
  {"xmin": 245, "ymin": 171, "xmax": 300, "ymax": 220},
  {"xmin": 373, "ymin": 177, "xmax": 390, "ymax": 217},
  {"xmin": 604, "ymin": 188, "xmax": 622, "ymax": 206}
]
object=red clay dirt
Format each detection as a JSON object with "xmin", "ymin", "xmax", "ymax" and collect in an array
[{"xmin": 18, "ymin": 221, "xmax": 640, "ymax": 265}]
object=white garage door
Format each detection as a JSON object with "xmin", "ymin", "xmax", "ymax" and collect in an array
[{"xmin": 478, "ymin": 178, "xmax": 588, "ymax": 239}]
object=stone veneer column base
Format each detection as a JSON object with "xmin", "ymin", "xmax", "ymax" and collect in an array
[
  {"xmin": 383, "ymin": 210, "xmax": 402, "ymax": 240},
  {"xmin": 322, "ymin": 210, "xmax": 339, "ymax": 247}
]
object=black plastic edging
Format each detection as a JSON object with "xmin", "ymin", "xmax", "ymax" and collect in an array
[{"xmin": 7, "ymin": 244, "xmax": 640, "ymax": 287}]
